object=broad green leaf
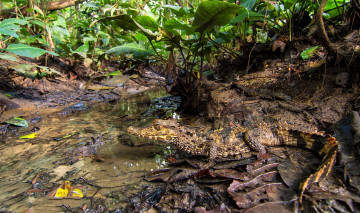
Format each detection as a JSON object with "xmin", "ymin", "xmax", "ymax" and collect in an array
[
  {"xmin": 163, "ymin": 5, "xmax": 190, "ymax": 17},
  {"xmin": 164, "ymin": 18, "xmax": 191, "ymax": 31},
  {"xmin": 6, "ymin": 44, "xmax": 58, "ymax": 58},
  {"xmin": 32, "ymin": 5, "xmax": 45, "ymax": 17},
  {"xmin": 0, "ymin": 53, "xmax": 18, "ymax": 61},
  {"xmin": 55, "ymin": 16, "xmax": 67, "ymax": 28},
  {"xmin": 241, "ymin": 0, "xmax": 256, "ymax": 9},
  {"xmin": 96, "ymin": 14, "xmax": 157, "ymax": 40},
  {"xmin": 135, "ymin": 16, "xmax": 159, "ymax": 32},
  {"xmin": 6, "ymin": 117, "xmax": 28, "ymax": 128},
  {"xmin": 30, "ymin": 20, "xmax": 46, "ymax": 27},
  {"xmin": 72, "ymin": 43, "xmax": 89, "ymax": 58},
  {"xmin": 0, "ymin": 19, "xmax": 23, "ymax": 38},
  {"xmin": 230, "ymin": 8, "xmax": 265, "ymax": 24},
  {"xmin": 301, "ymin": 46, "xmax": 320, "ymax": 60},
  {"xmin": 20, "ymin": 133, "xmax": 38, "ymax": 139},
  {"xmin": 191, "ymin": 1, "xmax": 242, "ymax": 33},
  {"xmin": 106, "ymin": 42, "xmax": 154, "ymax": 59}
]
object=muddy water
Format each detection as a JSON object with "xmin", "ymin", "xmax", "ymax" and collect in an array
[{"xmin": 0, "ymin": 88, "xmax": 175, "ymax": 212}]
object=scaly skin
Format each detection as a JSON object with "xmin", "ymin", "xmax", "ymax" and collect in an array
[{"xmin": 127, "ymin": 118, "xmax": 338, "ymax": 203}]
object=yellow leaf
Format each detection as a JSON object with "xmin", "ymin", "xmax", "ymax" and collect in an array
[
  {"xmin": 19, "ymin": 133, "xmax": 38, "ymax": 139},
  {"xmin": 129, "ymin": 74, "xmax": 139, "ymax": 79},
  {"xmin": 70, "ymin": 188, "xmax": 84, "ymax": 198},
  {"xmin": 54, "ymin": 181, "xmax": 71, "ymax": 198}
]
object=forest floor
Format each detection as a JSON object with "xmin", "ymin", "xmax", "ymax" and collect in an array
[{"xmin": 1, "ymin": 34, "xmax": 360, "ymax": 212}]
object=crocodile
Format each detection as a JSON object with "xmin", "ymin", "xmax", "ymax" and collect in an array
[{"xmin": 127, "ymin": 118, "xmax": 338, "ymax": 203}]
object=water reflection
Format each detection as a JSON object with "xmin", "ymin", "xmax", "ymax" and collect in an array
[{"xmin": 0, "ymin": 88, "xmax": 175, "ymax": 212}]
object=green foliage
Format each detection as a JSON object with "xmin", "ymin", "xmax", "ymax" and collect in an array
[
  {"xmin": 6, "ymin": 44, "xmax": 58, "ymax": 58},
  {"xmin": 191, "ymin": 1, "xmax": 242, "ymax": 33},
  {"xmin": 301, "ymin": 46, "xmax": 320, "ymax": 60},
  {"xmin": 106, "ymin": 42, "xmax": 154, "ymax": 59},
  {"xmin": 6, "ymin": 117, "xmax": 28, "ymax": 128},
  {"xmin": 0, "ymin": 0, "xmax": 351, "ymax": 83}
]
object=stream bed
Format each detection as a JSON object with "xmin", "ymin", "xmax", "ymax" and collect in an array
[{"xmin": 0, "ymin": 88, "xmax": 178, "ymax": 212}]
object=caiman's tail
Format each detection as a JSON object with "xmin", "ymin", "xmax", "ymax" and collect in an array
[
  {"xmin": 245, "ymin": 126, "xmax": 338, "ymax": 204},
  {"xmin": 275, "ymin": 128, "xmax": 339, "ymax": 204}
]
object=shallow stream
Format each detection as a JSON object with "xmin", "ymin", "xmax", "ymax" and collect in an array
[{"xmin": 0, "ymin": 88, "xmax": 177, "ymax": 212}]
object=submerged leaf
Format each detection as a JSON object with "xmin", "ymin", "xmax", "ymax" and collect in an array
[
  {"xmin": 70, "ymin": 188, "xmax": 84, "ymax": 198},
  {"xmin": 6, "ymin": 117, "xmax": 28, "ymax": 128},
  {"xmin": 20, "ymin": 133, "xmax": 38, "ymax": 139},
  {"xmin": 54, "ymin": 181, "xmax": 71, "ymax": 198}
]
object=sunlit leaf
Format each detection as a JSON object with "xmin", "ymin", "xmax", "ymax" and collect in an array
[
  {"xmin": 6, "ymin": 117, "xmax": 28, "ymax": 128},
  {"xmin": 0, "ymin": 18, "xmax": 27, "ymax": 39},
  {"xmin": 54, "ymin": 181, "xmax": 71, "ymax": 198},
  {"xmin": 6, "ymin": 44, "xmax": 58, "ymax": 58},
  {"xmin": 191, "ymin": 1, "xmax": 242, "ymax": 33},
  {"xmin": 103, "ymin": 70, "xmax": 123, "ymax": 77},
  {"xmin": 301, "ymin": 46, "xmax": 320, "ymax": 60},
  {"xmin": 69, "ymin": 188, "xmax": 84, "ymax": 198},
  {"xmin": 20, "ymin": 133, "xmax": 38, "ymax": 139}
]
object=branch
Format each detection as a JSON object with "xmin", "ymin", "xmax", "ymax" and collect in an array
[
  {"xmin": 0, "ymin": 0, "xmax": 77, "ymax": 19},
  {"xmin": 315, "ymin": 0, "xmax": 338, "ymax": 56}
]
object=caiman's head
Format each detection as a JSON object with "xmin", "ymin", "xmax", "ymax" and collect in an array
[{"xmin": 127, "ymin": 119, "xmax": 179, "ymax": 142}]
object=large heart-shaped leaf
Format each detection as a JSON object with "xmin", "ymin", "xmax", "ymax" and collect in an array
[
  {"xmin": 6, "ymin": 44, "xmax": 58, "ymax": 58},
  {"xmin": 191, "ymin": 1, "xmax": 242, "ymax": 33}
]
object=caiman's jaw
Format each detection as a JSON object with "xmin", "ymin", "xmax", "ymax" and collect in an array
[{"xmin": 127, "ymin": 119, "xmax": 179, "ymax": 142}]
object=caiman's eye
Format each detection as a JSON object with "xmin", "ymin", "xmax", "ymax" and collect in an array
[{"xmin": 154, "ymin": 124, "xmax": 162, "ymax": 130}]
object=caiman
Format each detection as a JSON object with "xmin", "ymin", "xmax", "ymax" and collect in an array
[{"xmin": 127, "ymin": 119, "xmax": 338, "ymax": 203}]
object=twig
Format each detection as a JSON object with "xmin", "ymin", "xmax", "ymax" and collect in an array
[{"xmin": 0, "ymin": 105, "xmax": 6, "ymax": 119}]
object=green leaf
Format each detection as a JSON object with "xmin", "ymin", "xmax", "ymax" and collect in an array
[
  {"xmin": 163, "ymin": 5, "xmax": 190, "ymax": 17},
  {"xmin": 6, "ymin": 44, "xmax": 58, "ymax": 58},
  {"xmin": 241, "ymin": 0, "xmax": 256, "ymax": 9},
  {"xmin": 0, "ymin": 53, "xmax": 18, "ymax": 61},
  {"xmin": 9, "ymin": 64, "xmax": 62, "ymax": 80},
  {"xmin": 72, "ymin": 43, "xmax": 89, "ymax": 58},
  {"xmin": 20, "ymin": 133, "xmax": 38, "ymax": 139},
  {"xmin": 0, "ymin": 19, "xmax": 23, "ymax": 38},
  {"xmin": 191, "ymin": 1, "xmax": 242, "ymax": 33},
  {"xmin": 301, "ymin": 46, "xmax": 320, "ymax": 60},
  {"xmin": 6, "ymin": 117, "xmax": 28, "ymax": 128},
  {"xmin": 230, "ymin": 8, "xmax": 265, "ymax": 24},
  {"xmin": 106, "ymin": 42, "xmax": 154, "ymax": 59},
  {"xmin": 96, "ymin": 14, "xmax": 157, "ymax": 40},
  {"xmin": 135, "ymin": 16, "xmax": 159, "ymax": 32}
]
